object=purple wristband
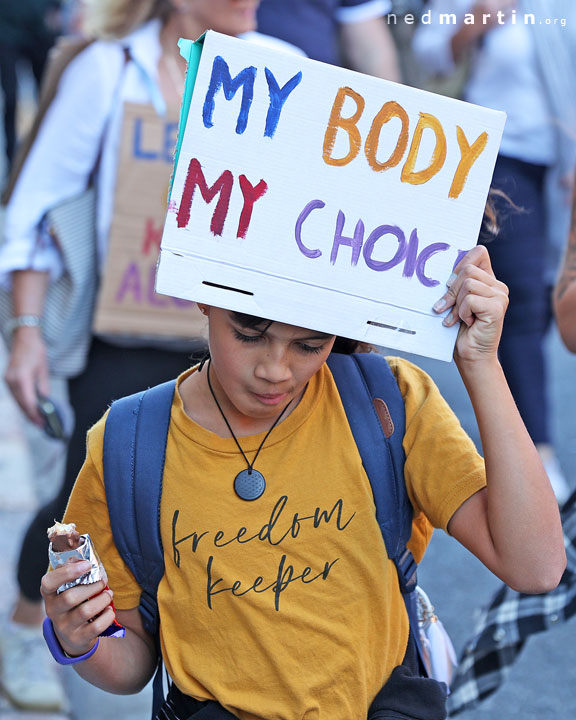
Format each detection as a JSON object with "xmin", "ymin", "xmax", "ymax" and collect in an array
[{"xmin": 42, "ymin": 617, "xmax": 99, "ymax": 665}]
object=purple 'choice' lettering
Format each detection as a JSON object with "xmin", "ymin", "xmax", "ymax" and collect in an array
[
  {"xmin": 295, "ymin": 200, "xmax": 325, "ymax": 258},
  {"xmin": 330, "ymin": 210, "xmax": 364, "ymax": 266},
  {"xmin": 415, "ymin": 243, "xmax": 450, "ymax": 287},
  {"xmin": 363, "ymin": 225, "xmax": 407, "ymax": 272}
]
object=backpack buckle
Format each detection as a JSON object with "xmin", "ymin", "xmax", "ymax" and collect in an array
[{"xmin": 396, "ymin": 548, "xmax": 417, "ymax": 594}]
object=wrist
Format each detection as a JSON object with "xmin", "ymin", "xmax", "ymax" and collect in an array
[
  {"xmin": 456, "ymin": 353, "xmax": 503, "ymax": 383},
  {"xmin": 5, "ymin": 314, "xmax": 42, "ymax": 337},
  {"xmin": 43, "ymin": 617, "xmax": 99, "ymax": 665}
]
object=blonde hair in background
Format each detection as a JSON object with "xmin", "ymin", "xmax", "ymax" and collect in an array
[{"xmin": 81, "ymin": 0, "xmax": 173, "ymax": 38}]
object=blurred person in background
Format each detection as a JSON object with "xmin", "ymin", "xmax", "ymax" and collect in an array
[
  {"xmin": 413, "ymin": 0, "xmax": 576, "ymax": 504},
  {"xmin": 0, "ymin": 0, "xmax": 299, "ymax": 712},
  {"xmin": 0, "ymin": 0, "xmax": 63, "ymax": 173},
  {"xmin": 257, "ymin": 0, "xmax": 401, "ymax": 80},
  {"xmin": 554, "ymin": 171, "xmax": 576, "ymax": 352}
]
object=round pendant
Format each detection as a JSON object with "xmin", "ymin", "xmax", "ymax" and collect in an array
[{"xmin": 234, "ymin": 468, "xmax": 266, "ymax": 501}]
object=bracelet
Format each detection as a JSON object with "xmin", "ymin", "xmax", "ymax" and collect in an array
[
  {"xmin": 42, "ymin": 617, "xmax": 99, "ymax": 665},
  {"xmin": 4, "ymin": 314, "xmax": 42, "ymax": 336}
]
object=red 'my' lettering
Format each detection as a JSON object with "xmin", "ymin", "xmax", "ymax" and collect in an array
[
  {"xmin": 176, "ymin": 158, "xmax": 233, "ymax": 235},
  {"xmin": 237, "ymin": 175, "xmax": 268, "ymax": 239}
]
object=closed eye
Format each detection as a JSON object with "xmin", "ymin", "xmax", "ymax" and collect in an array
[
  {"xmin": 232, "ymin": 328, "xmax": 264, "ymax": 344},
  {"xmin": 296, "ymin": 343, "xmax": 324, "ymax": 355}
]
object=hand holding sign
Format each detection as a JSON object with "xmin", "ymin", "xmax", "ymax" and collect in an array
[{"xmin": 433, "ymin": 245, "xmax": 509, "ymax": 364}]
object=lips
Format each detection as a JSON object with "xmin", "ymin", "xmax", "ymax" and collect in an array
[{"xmin": 254, "ymin": 392, "xmax": 289, "ymax": 406}]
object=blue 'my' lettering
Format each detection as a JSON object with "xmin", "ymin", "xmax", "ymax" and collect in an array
[
  {"xmin": 264, "ymin": 68, "xmax": 302, "ymax": 138},
  {"xmin": 202, "ymin": 55, "xmax": 256, "ymax": 135}
]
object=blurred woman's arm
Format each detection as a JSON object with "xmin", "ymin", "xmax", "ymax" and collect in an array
[
  {"xmin": 0, "ymin": 42, "xmax": 123, "ymax": 421},
  {"xmin": 340, "ymin": 15, "xmax": 400, "ymax": 82},
  {"xmin": 4, "ymin": 270, "xmax": 50, "ymax": 424},
  {"xmin": 412, "ymin": 0, "xmax": 513, "ymax": 75},
  {"xmin": 554, "ymin": 179, "xmax": 576, "ymax": 353}
]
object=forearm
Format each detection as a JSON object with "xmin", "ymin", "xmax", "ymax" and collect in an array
[
  {"xmin": 457, "ymin": 356, "xmax": 565, "ymax": 590},
  {"xmin": 73, "ymin": 622, "xmax": 157, "ymax": 694},
  {"xmin": 11, "ymin": 269, "xmax": 50, "ymax": 316},
  {"xmin": 450, "ymin": 22, "xmax": 483, "ymax": 64},
  {"xmin": 5, "ymin": 270, "xmax": 51, "ymax": 421},
  {"xmin": 449, "ymin": 2, "xmax": 502, "ymax": 64},
  {"xmin": 340, "ymin": 18, "xmax": 400, "ymax": 82},
  {"xmin": 554, "ymin": 284, "xmax": 576, "ymax": 352},
  {"xmin": 554, "ymin": 186, "xmax": 576, "ymax": 352}
]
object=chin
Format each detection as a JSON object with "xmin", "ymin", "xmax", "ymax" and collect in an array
[
  {"xmin": 233, "ymin": 6, "xmax": 258, "ymax": 33},
  {"xmin": 235, "ymin": 20, "xmax": 257, "ymax": 35}
]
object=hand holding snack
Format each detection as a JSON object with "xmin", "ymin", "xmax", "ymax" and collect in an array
[
  {"xmin": 41, "ymin": 563, "xmax": 114, "ymax": 658},
  {"xmin": 42, "ymin": 522, "xmax": 125, "ymax": 660}
]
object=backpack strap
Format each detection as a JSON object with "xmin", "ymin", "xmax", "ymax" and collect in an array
[
  {"xmin": 103, "ymin": 379, "xmax": 176, "ymax": 719},
  {"xmin": 103, "ymin": 379, "xmax": 176, "ymax": 635},
  {"xmin": 326, "ymin": 353, "xmax": 422, "ymax": 659}
]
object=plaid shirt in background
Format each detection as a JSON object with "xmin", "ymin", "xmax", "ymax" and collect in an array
[{"xmin": 448, "ymin": 490, "xmax": 576, "ymax": 715}]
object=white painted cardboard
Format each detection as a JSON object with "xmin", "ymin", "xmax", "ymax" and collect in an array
[{"xmin": 157, "ymin": 31, "xmax": 506, "ymax": 361}]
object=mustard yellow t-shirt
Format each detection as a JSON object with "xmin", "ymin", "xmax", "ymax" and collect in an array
[{"xmin": 65, "ymin": 357, "xmax": 485, "ymax": 720}]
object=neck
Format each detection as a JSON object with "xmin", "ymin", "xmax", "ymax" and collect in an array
[{"xmin": 160, "ymin": 12, "xmax": 204, "ymax": 58}]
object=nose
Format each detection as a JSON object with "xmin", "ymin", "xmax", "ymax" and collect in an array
[{"xmin": 254, "ymin": 348, "xmax": 293, "ymax": 385}]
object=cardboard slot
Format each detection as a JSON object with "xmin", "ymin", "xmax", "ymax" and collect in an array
[
  {"xmin": 367, "ymin": 320, "xmax": 416, "ymax": 336},
  {"xmin": 202, "ymin": 281, "xmax": 254, "ymax": 296}
]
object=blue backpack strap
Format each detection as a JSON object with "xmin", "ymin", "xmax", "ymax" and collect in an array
[
  {"xmin": 103, "ymin": 379, "xmax": 176, "ymax": 718},
  {"xmin": 326, "ymin": 353, "xmax": 413, "ymax": 566},
  {"xmin": 327, "ymin": 353, "xmax": 422, "ymax": 659},
  {"xmin": 103, "ymin": 379, "xmax": 176, "ymax": 633}
]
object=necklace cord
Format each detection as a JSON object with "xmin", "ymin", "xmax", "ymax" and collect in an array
[{"xmin": 206, "ymin": 361, "xmax": 292, "ymax": 474}]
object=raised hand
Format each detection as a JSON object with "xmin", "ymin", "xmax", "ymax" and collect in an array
[{"xmin": 433, "ymin": 245, "xmax": 509, "ymax": 364}]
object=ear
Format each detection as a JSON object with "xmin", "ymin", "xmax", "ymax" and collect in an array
[{"xmin": 197, "ymin": 304, "xmax": 209, "ymax": 316}]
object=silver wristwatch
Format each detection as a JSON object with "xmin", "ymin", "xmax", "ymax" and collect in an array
[{"xmin": 4, "ymin": 314, "xmax": 42, "ymax": 336}]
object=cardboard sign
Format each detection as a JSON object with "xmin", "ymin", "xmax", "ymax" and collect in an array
[
  {"xmin": 157, "ymin": 32, "xmax": 506, "ymax": 361},
  {"xmin": 93, "ymin": 102, "xmax": 206, "ymax": 340}
]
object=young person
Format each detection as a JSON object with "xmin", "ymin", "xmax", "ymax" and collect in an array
[{"xmin": 40, "ymin": 245, "xmax": 565, "ymax": 720}]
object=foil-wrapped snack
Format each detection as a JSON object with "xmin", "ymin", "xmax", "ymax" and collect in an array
[{"xmin": 47, "ymin": 521, "xmax": 125, "ymax": 638}]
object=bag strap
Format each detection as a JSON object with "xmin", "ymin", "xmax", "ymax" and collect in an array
[
  {"xmin": 103, "ymin": 379, "xmax": 176, "ymax": 635},
  {"xmin": 327, "ymin": 353, "xmax": 425, "ymax": 672},
  {"xmin": 103, "ymin": 379, "xmax": 175, "ymax": 719},
  {"xmin": 326, "ymin": 353, "xmax": 416, "ymax": 590}
]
